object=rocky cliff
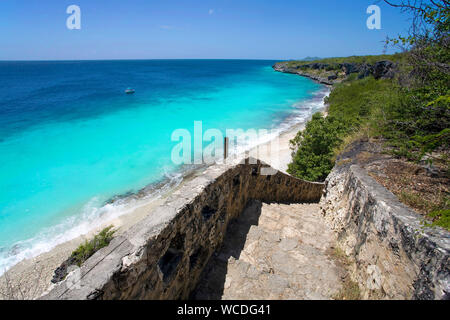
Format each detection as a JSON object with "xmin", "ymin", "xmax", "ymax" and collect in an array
[{"xmin": 273, "ymin": 60, "xmax": 397, "ymax": 85}]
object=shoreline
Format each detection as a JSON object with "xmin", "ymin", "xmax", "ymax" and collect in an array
[{"xmin": 0, "ymin": 81, "xmax": 330, "ymax": 300}]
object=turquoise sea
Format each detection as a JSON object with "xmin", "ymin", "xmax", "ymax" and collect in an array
[{"xmin": 0, "ymin": 60, "xmax": 325, "ymax": 273}]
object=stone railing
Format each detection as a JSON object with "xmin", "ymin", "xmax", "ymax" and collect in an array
[
  {"xmin": 42, "ymin": 158, "xmax": 324, "ymax": 300},
  {"xmin": 320, "ymin": 164, "xmax": 450, "ymax": 300}
]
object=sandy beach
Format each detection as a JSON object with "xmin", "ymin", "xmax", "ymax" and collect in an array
[{"xmin": 0, "ymin": 100, "xmax": 326, "ymax": 300}]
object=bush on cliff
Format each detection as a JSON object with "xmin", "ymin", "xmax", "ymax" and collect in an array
[
  {"xmin": 71, "ymin": 226, "xmax": 116, "ymax": 267},
  {"xmin": 287, "ymin": 113, "xmax": 346, "ymax": 182},
  {"xmin": 379, "ymin": 87, "xmax": 450, "ymax": 161},
  {"xmin": 380, "ymin": 0, "xmax": 450, "ymax": 161}
]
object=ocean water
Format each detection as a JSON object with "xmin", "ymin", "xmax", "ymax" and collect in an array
[{"xmin": 0, "ymin": 60, "xmax": 324, "ymax": 273}]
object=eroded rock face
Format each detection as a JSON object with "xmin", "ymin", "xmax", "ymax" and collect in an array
[
  {"xmin": 272, "ymin": 63, "xmax": 336, "ymax": 85},
  {"xmin": 273, "ymin": 60, "xmax": 397, "ymax": 85},
  {"xmin": 373, "ymin": 61, "xmax": 397, "ymax": 79},
  {"xmin": 320, "ymin": 164, "xmax": 450, "ymax": 300}
]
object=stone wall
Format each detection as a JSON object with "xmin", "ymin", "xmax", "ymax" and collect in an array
[
  {"xmin": 42, "ymin": 158, "xmax": 324, "ymax": 300},
  {"xmin": 320, "ymin": 164, "xmax": 450, "ymax": 300}
]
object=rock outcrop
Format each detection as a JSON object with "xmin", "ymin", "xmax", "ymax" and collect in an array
[{"xmin": 273, "ymin": 60, "xmax": 397, "ymax": 85}]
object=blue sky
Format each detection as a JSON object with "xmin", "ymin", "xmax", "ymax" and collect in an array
[{"xmin": 0, "ymin": 0, "xmax": 413, "ymax": 60}]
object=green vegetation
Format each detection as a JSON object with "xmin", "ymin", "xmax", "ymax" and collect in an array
[
  {"xmin": 285, "ymin": 53, "xmax": 405, "ymax": 69},
  {"xmin": 287, "ymin": 1, "xmax": 449, "ymax": 228},
  {"xmin": 399, "ymin": 190, "xmax": 448, "ymax": 215},
  {"xmin": 288, "ymin": 77, "xmax": 399, "ymax": 182},
  {"xmin": 400, "ymin": 191, "xmax": 449, "ymax": 230},
  {"xmin": 380, "ymin": 89, "xmax": 450, "ymax": 162},
  {"xmin": 70, "ymin": 226, "xmax": 116, "ymax": 267},
  {"xmin": 288, "ymin": 65, "xmax": 448, "ymax": 183},
  {"xmin": 426, "ymin": 209, "xmax": 450, "ymax": 230},
  {"xmin": 288, "ymin": 113, "xmax": 346, "ymax": 182}
]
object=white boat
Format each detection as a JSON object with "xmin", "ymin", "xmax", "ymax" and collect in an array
[{"xmin": 125, "ymin": 88, "xmax": 135, "ymax": 94}]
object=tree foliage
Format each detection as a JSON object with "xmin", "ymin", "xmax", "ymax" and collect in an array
[
  {"xmin": 289, "ymin": 0, "xmax": 449, "ymax": 177},
  {"xmin": 384, "ymin": 0, "xmax": 450, "ymax": 80},
  {"xmin": 382, "ymin": 0, "xmax": 450, "ymax": 159}
]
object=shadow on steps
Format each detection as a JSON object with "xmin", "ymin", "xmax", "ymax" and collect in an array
[{"xmin": 190, "ymin": 200, "xmax": 263, "ymax": 300}]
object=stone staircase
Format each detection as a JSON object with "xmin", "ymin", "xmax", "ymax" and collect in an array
[{"xmin": 192, "ymin": 201, "xmax": 345, "ymax": 300}]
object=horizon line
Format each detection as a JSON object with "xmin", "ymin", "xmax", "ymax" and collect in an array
[
  {"xmin": 0, "ymin": 53, "xmax": 398, "ymax": 62},
  {"xmin": 0, "ymin": 58, "xmax": 289, "ymax": 62}
]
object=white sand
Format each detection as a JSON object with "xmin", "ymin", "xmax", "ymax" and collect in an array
[
  {"xmin": 247, "ymin": 122, "xmax": 305, "ymax": 173},
  {"xmin": 0, "ymin": 192, "xmax": 170, "ymax": 300}
]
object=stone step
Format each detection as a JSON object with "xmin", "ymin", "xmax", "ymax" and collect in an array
[{"xmin": 192, "ymin": 201, "xmax": 346, "ymax": 300}]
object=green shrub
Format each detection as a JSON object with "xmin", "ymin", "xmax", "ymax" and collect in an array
[
  {"xmin": 380, "ymin": 90, "xmax": 450, "ymax": 161},
  {"xmin": 427, "ymin": 209, "xmax": 450, "ymax": 230},
  {"xmin": 288, "ymin": 113, "xmax": 347, "ymax": 182},
  {"xmin": 71, "ymin": 226, "xmax": 116, "ymax": 266}
]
